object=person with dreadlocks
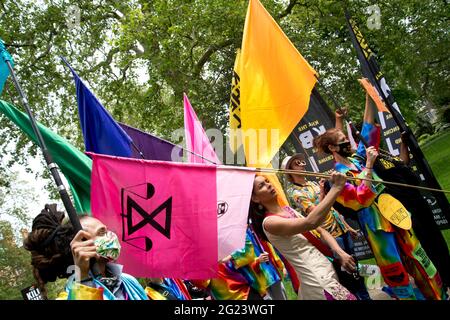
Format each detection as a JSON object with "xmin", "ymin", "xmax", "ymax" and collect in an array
[
  {"xmin": 313, "ymin": 93, "xmax": 446, "ymax": 300},
  {"xmin": 23, "ymin": 204, "xmax": 148, "ymax": 300}
]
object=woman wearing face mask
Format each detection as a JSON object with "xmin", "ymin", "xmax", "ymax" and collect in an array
[
  {"xmin": 24, "ymin": 204, "xmax": 148, "ymax": 300},
  {"xmin": 313, "ymin": 94, "xmax": 445, "ymax": 300}
]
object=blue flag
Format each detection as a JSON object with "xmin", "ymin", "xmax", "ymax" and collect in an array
[
  {"xmin": 0, "ymin": 39, "xmax": 14, "ymax": 95},
  {"xmin": 62, "ymin": 56, "xmax": 133, "ymax": 157},
  {"xmin": 62, "ymin": 57, "xmax": 182, "ymax": 161}
]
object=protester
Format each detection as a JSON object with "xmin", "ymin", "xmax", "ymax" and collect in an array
[
  {"xmin": 313, "ymin": 93, "xmax": 446, "ymax": 300},
  {"xmin": 23, "ymin": 204, "xmax": 148, "ymax": 300},
  {"xmin": 335, "ymin": 106, "xmax": 450, "ymax": 294},
  {"xmin": 249, "ymin": 173, "xmax": 357, "ymax": 300},
  {"xmin": 220, "ymin": 227, "xmax": 288, "ymax": 300},
  {"xmin": 281, "ymin": 153, "xmax": 371, "ymax": 300}
]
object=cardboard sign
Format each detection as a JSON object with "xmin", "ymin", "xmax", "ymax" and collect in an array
[
  {"xmin": 21, "ymin": 286, "xmax": 45, "ymax": 300},
  {"xmin": 376, "ymin": 193, "xmax": 412, "ymax": 230}
]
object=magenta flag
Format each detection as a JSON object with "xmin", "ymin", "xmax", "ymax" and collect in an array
[
  {"xmin": 90, "ymin": 152, "xmax": 218, "ymax": 279},
  {"xmin": 183, "ymin": 93, "xmax": 221, "ymax": 164},
  {"xmin": 216, "ymin": 167, "xmax": 255, "ymax": 260}
]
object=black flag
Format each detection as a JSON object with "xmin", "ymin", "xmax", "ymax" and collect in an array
[
  {"xmin": 345, "ymin": 10, "xmax": 449, "ymax": 228},
  {"xmin": 287, "ymin": 87, "xmax": 374, "ymax": 260}
]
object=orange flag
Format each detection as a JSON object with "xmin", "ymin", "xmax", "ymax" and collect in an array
[
  {"xmin": 239, "ymin": 0, "xmax": 317, "ymax": 168},
  {"xmin": 358, "ymin": 78, "xmax": 389, "ymax": 112}
]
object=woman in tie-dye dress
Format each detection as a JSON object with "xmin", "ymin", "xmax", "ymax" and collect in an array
[{"xmin": 313, "ymin": 93, "xmax": 445, "ymax": 300}]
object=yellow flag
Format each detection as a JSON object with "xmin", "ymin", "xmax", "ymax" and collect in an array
[
  {"xmin": 240, "ymin": 0, "xmax": 317, "ymax": 168},
  {"xmin": 263, "ymin": 170, "xmax": 289, "ymax": 207},
  {"xmin": 229, "ymin": 49, "xmax": 242, "ymax": 153},
  {"xmin": 228, "ymin": 48, "xmax": 288, "ymax": 205}
]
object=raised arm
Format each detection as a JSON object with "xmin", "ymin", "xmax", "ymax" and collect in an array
[
  {"xmin": 363, "ymin": 93, "xmax": 377, "ymax": 125},
  {"xmin": 356, "ymin": 94, "xmax": 381, "ymax": 158},
  {"xmin": 263, "ymin": 172, "xmax": 346, "ymax": 237},
  {"xmin": 335, "ymin": 107, "xmax": 348, "ymax": 132}
]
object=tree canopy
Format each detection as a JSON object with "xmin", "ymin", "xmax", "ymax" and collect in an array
[
  {"xmin": 0, "ymin": 0, "xmax": 448, "ymax": 193},
  {"xmin": 0, "ymin": 0, "xmax": 448, "ymax": 300}
]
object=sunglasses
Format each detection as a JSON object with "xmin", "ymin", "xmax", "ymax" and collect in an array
[{"xmin": 293, "ymin": 159, "xmax": 306, "ymax": 166}]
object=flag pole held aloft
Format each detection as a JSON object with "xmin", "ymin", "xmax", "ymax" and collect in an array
[
  {"xmin": 344, "ymin": 9, "xmax": 450, "ymax": 221},
  {"xmin": 0, "ymin": 48, "xmax": 81, "ymax": 232}
]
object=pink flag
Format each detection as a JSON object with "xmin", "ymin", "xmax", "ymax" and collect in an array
[
  {"xmin": 183, "ymin": 93, "xmax": 221, "ymax": 164},
  {"xmin": 90, "ymin": 153, "xmax": 218, "ymax": 279},
  {"xmin": 183, "ymin": 94, "xmax": 253, "ymax": 258},
  {"xmin": 216, "ymin": 167, "xmax": 255, "ymax": 260}
]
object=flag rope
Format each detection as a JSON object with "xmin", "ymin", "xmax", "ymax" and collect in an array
[{"xmin": 213, "ymin": 165, "xmax": 450, "ymax": 194}]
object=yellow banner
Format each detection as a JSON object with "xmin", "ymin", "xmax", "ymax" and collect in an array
[
  {"xmin": 240, "ymin": 0, "xmax": 317, "ymax": 168},
  {"xmin": 229, "ymin": 49, "xmax": 242, "ymax": 154}
]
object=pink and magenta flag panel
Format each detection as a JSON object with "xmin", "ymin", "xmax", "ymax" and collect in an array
[{"xmin": 90, "ymin": 152, "xmax": 218, "ymax": 279}]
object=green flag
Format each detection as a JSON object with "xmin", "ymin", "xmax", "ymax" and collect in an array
[{"xmin": 0, "ymin": 100, "xmax": 92, "ymax": 213}]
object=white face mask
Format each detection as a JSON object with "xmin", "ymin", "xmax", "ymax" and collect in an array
[{"xmin": 94, "ymin": 231, "xmax": 121, "ymax": 261}]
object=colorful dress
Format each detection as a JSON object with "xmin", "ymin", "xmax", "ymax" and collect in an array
[
  {"xmin": 288, "ymin": 181, "xmax": 371, "ymax": 300},
  {"xmin": 262, "ymin": 207, "xmax": 356, "ymax": 300},
  {"xmin": 58, "ymin": 263, "xmax": 148, "ymax": 300},
  {"xmin": 231, "ymin": 228, "xmax": 286, "ymax": 299},
  {"xmin": 207, "ymin": 262, "xmax": 252, "ymax": 300},
  {"xmin": 288, "ymin": 181, "xmax": 347, "ymax": 237},
  {"xmin": 334, "ymin": 122, "xmax": 445, "ymax": 300},
  {"xmin": 203, "ymin": 228, "xmax": 287, "ymax": 300}
]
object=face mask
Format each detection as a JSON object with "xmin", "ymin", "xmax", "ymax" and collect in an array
[
  {"xmin": 94, "ymin": 231, "xmax": 121, "ymax": 262},
  {"xmin": 336, "ymin": 141, "xmax": 352, "ymax": 157}
]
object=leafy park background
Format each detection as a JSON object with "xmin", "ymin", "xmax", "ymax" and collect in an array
[{"xmin": 0, "ymin": 0, "xmax": 448, "ymax": 299}]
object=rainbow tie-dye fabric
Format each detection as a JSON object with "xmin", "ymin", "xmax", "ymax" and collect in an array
[
  {"xmin": 208, "ymin": 262, "xmax": 251, "ymax": 300},
  {"xmin": 334, "ymin": 122, "xmax": 445, "ymax": 300},
  {"xmin": 230, "ymin": 228, "xmax": 282, "ymax": 296},
  {"xmin": 288, "ymin": 181, "xmax": 347, "ymax": 237}
]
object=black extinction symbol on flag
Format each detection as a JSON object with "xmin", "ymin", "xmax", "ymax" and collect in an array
[{"xmin": 120, "ymin": 183, "xmax": 172, "ymax": 252}]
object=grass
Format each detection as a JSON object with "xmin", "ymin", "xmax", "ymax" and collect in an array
[
  {"xmin": 283, "ymin": 277, "xmax": 297, "ymax": 300},
  {"xmin": 421, "ymin": 130, "xmax": 450, "ymax": 202}
]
